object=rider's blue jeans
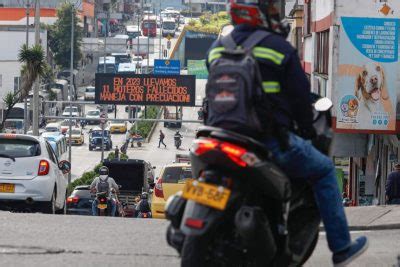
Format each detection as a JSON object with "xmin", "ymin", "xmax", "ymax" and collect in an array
[
  {"xmin": 92, "ymin": 198, "xmax": 117, "ymax": 217},
  {"xmin": 263, "ymin": 133, "xmax": 351, "ymax": 253}
]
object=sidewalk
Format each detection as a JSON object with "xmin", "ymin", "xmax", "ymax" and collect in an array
[{"xmin": 319, "ymin": 205, "xmax": 400, "ymax": 231}]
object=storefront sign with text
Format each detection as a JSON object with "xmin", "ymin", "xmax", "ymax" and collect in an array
[{"xmin": 95, "ymin": 74, "xmax": 196, "ymax": 106}]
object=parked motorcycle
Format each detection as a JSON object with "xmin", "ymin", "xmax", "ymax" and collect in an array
[{"xmin": 165, "ymin": 96, "xmax": 333, "ymax": 266}]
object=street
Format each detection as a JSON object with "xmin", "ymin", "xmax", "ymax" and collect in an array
[{"xmin": 0, "ymin": 211, "xmax": 398, "ymax": 267}]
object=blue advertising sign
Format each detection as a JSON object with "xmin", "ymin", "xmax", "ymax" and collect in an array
[
  {"xmin": 154, "ymin": 59, "xmax": 180, "ymax": 75},
  {"xmin": 335, "ymin": 17, "xmax": 399, "ymax": 132}
]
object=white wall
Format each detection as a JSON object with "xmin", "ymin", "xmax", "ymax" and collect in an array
[
  {"xmin": 0, "ymin": 61, "xmax": 22, "ymax": 101},
  {"xmin": 336, "ymin": 0, "xmax": 400, "ymax": 19},
  {"xmin": 315, "ymin": 0, "xmax": 334, "ymax": 22}
]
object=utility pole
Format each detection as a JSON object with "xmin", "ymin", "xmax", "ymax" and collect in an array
[
  {"xmin": 101, "ymin": 4, "xmax": 109, "ymax": 163},
  {"xmin": 158, "ymin": 0, "xmax": 162, "ymax": 59},
  {"xmin": 68, "ymin": 4, "xmax": 75, "ymax": 185},
  {"xmin": 136, "ymin": 0, "xmax": 142, "ymax": 74},
  {"xmin": 32, "ymin": 0, "xmax": 40, "ymax": 136},
  {"xmin": 24, "ymin": 0, "xmax": 30, "ymax": 134}
]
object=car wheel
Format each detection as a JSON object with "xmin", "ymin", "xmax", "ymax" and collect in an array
[
  {"xmin": 55, "ymin": 192, "xmax": 67, "ymax": 215},
  {"xmin": 43, "ymin": 190, "xmax": 56, "ymax": 214}
]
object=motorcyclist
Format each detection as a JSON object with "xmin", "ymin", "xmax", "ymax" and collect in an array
[
  {"xmin": 135, "ymin": 192, "xmax": 152, "ymax": 217},
  {"xmin": 90, "ymin": 166, "xmax": 119, "ymax": 216},
  {"xmin": 174, "ymin": 131, "xmax": 182, "ymax": 140},
  {"xmin": 206, "ymin": 1, "xmax": 368, "ymax": 265}
]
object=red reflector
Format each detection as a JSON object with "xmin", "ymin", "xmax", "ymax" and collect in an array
[
  {"xmin": 220, "ymin": 143, "xmax": 247, "ymax": 167},
  {"xmin": 185, "ymin": 218, "xmax": 204, "ymax": 229},
  {"xmin": 154, "ymin": 178, "xmax": 164, "ymax": 198},
  {"xmin": 100, "ymin": 198, "xmax": 105, "ymax": 202}
]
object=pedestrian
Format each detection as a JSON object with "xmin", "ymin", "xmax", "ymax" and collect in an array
[
  {"xmin": 114, "ymin": 145, "xmax": 120, "ymax": 160},
  {"xmin": 386, "ymin": 163, "xmax": 400, "ymax": 204},
  {"xmin": 158, "ymin": 130, "xmax": 166, "ymax": 148}
]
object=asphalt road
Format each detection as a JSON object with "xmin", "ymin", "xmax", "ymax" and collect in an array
[{"xmin": 0, "ymin": 211, "xmax": 398, "ymax": 267}]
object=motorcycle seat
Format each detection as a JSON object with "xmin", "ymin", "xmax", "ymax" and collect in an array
[{"xmin": 196, "ymin": 126, "xmax": 272, "ymax": 159}]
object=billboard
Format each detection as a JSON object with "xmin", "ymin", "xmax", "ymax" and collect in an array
[
  {"xmin": 335, "ymin": 17, "xmax": 399, "ymax": 132},
  {"xmin": 154, "ymin": 59, "xmax": 180, "ymax": 75},
  {"xmin": 95, "ymin": 73, "xmax": 196, "ymax": 106},
  {"xmin": 187, "ymin": 60, "xmax": 208, "ymax": 79}
]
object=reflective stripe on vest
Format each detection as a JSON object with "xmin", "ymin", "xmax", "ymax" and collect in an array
[
  {"xmin": 262, "ymin": 81, "xmax": 281, "ymax": 93},
  {"xmin": 208, "ymin": 46, "xmax": 285, "ymax": 66},
  {"xmin": 253, "ymin": 47, "xmax": 285, "ymax": 65},
  {"xmin": 208, "ymin": 47, "xmax": 225, "ymax": 63}
]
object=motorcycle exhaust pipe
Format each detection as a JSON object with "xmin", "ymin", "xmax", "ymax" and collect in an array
[{"xmin": 235, "ymin": 206, "xmax": 277, "ymax": 263}]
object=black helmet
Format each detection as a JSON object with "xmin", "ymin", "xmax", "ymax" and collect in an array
[
  {"xmin": 99, "ymin": 166, "xmax": 109, "ymax": 176},
  {"xmin": 141, "ymin": 192, "xmax": 148, "ymax": 200}
]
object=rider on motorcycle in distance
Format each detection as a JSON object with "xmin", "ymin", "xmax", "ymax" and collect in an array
[
  {"xmin": 205, "ymin": 0, "xmax": 368, "ymax": 265},
  {"xmin": 135, "ymin": 192, "xmax": 152, "ymax": 218},
  {"xmin": 90, "ymin": 166, "xmax": 119, "ymax": 216}
]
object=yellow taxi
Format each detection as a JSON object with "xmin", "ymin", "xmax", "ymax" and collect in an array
[
  {"xmin": 109, "ymin": 121, "xmax": 128, "ymax": 134},
  {"xmin": 151, "ymin": 163, "xmax": 192, "ymax": 219},
  {"xmin": 66, "ymin": 127, "xmax": 84, "ymax": 145}
]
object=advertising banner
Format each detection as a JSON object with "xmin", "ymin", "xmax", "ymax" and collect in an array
[
  {"xmin": 187, "ymin": 60, "xmax": 208, "ymax": 79},
  {"xmin": 95, "ymin": 74, "xmax": 196, "ymax": 106},
  {"xmin": 154, "ymin": 59, "xmax": 181, "ymax": 75},
  {"xmin": 335, "ymin": 17, "xmax": 399, "ymax": 132}
]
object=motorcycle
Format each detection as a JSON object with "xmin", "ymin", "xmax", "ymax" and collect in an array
[
  {"xmin": 95, "ymin": 192, "xmax": 111, "ymax": 216},
  {"xmin": 165, "ymin": 96, "xmax": 333, "ymax": 266},
  {"xmin": 174, "ymin": 136, "xmax": 182, "ymax": 149}
]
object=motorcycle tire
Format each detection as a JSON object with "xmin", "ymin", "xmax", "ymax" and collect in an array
[
  {"xmin": 299, "ymin": 231, "xmax": 319, "ymax": 265},
  {"xmin": 181, "ymin": 236, "xmax": 211, "ymax": 267}
]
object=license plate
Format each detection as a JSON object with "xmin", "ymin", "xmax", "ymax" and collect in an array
[
  {"xmin": 97, "ymin": 204, "xmax": 107, "ymax": 209},
  {"xmin": 0, "ymin": 183, "xmax": 15, "ymax": 193},
  {"xmin": 182, "ymin": 180, "xmax": 231, "ymax": 210}
]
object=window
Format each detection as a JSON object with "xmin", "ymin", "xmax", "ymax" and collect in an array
[
  {"xmin": 0, "ymin": 139, "xmax": 41, "ymax": 158},
  {"xmin": 14, "ymin": 77, "xmax": 20, "ymax": 92},
  {"xmin": 162, "ymin": 167, "xmax": 192, "ymax": 183},
  {"xmin": 315, "ymin": 30, "xmax": 330, "ymax": 75},
  {"xmin": 304, "ymin": 0, "xmax": 312, "ymax": 35}
]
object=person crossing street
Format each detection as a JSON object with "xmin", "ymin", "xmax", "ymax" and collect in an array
[{"xmin": 158, "ymin": 130, "xmax": 167, "ymax": 148}]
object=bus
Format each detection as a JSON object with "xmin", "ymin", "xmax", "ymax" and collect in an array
[
  {"xmin": 97, "ymin": 56, "xmax": 117, "ymax": 73},
  {"xmin": 162, "ymin": 17, "xmax": 176, "ymax": 37},
  {"xmin": 126, "ymin": 25, "xmax": 141, "ymax": 39},
  {"xmin": 142, "ymin": 15, "xmax": 157, "ymax": 37},
  {"xmin": 42, "ymin": 133, "xmax": 68, "ymax": 161}
]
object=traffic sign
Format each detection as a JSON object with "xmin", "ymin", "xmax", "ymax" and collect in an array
[
  {"xmin": 167, "ymin": 40, "xmax": 171, "ymax": 50},
  {"xmin": 154, "ymin": 59, "xmax": 180, "ymax": 75}
]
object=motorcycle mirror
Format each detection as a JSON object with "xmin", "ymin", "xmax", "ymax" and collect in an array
[{"xmin": 314, "ymin": 97, "xmax": 333, "ymax": 112}]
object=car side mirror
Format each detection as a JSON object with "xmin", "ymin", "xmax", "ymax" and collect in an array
[{"xmin": 58, "ymin": 160, "xmax": 71, "ymax": 174}]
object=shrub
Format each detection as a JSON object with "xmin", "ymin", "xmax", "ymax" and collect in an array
[{"xmin": 130, "ymin": 106, "xmax": 160, "ymax": 138}]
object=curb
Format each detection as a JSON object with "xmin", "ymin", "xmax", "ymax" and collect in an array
[
  {"xmin": 319, "ymin": 223, "xmax": 400, "ymax": 231},
  {"xmin": 145, "ymin": 107, "xmax": 164, "ymax": 143}
]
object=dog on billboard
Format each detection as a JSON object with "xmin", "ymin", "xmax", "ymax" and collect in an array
[{"xmin": 354, "ymin": 62, "xmax": 390, "ymax": 114}]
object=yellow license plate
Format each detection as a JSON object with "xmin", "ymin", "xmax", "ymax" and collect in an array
[
  {"xmin": 97, "ymin": 204, "xmax": 107, "ymax": 209},
  {"xmin": 182, "ymin": 180, "xmax": 231, "ymax": 210},
  {"xmin": 0, "ymin": 183, "xmax": 15, "ymax": 193}
]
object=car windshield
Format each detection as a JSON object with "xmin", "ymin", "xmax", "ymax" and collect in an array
[
  {"xmin": 64, "ymin": 107, "xmax": 78, "ymax": 113},
  {"xmin": 45, "ymin": 127, "xmax": 58, "ymax": 132},
  {"xmin": 85, "ymin": 87, "xmax": 95, "ymax": 93},
  {"xmin": 162, "ymin": 167, "xmax": 192, "ymax": 183},
  {"xmin": 4, "ymin": 120, "xmax": 23, "ymax": 129},
  {"xmin": 163, "ymin": 22, "xmax": 175, "ymax": 30},
  {"xmin": 0, "ymin": 139, "xmax": 41, "ymax": 158},
  {"xmin": 115, "ymin": 55, "xmax": 131, "ymax": 64},
  {"xmin": 87, "ymin": 110, "xmax": 100, "ymax": 116},
  {"xmin": 69, "ymin": 129, "xmax": 81, "ymax": 135},
  {"xmin": 143, "ymin": 22, "xmax": 156, "ymax": 29},
  {"xmin": 98, "ymin": 64, "xmax": 116, "ymax": 73},
  {"xmin": 91, "ymin": 130, "xmax": 109, "ymax": 137},
  {"xmin": 61, "ymin": 120, "xmax": 75, "ymax": 126}
]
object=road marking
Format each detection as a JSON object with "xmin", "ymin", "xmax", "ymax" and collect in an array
[{"xmin": 319, "ymin": 230, "xmax": 371, "ymax": 236}]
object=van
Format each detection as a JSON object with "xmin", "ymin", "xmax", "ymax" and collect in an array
[
  {"xmin": 97, "ymin": 56, "xmax": 117, "ymax": 73},
  {"xmin": 162, "ymin": 17, "xmax": 176, "ymax": 37},
  {"xmin": 50, "ymin": 79, "xmax": 69, "ymax": 101},
  {"xmin": 118, "ymin": 63, "xmax": 137, "ymax": 73}
]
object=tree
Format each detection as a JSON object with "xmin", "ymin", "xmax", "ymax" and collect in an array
[
  {"xmin": 0, "ymin": 44, "xmax": 47, "ymax": 130},
  {"xmin": 48, "ymin": 2, "xmax": 82, "ymax": 69}
]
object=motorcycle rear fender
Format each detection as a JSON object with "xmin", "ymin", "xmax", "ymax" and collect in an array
[{"xmin": 180, "ymin": 200, "xmax": 223, "ymax": 236}]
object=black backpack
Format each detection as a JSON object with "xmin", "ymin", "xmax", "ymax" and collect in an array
[{"xmin": 205, "ymin": 30, "xmax": 273, "ymax": 137}]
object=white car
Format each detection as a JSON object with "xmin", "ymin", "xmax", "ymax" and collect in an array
[
  {"xmin": 84, "ymin": 86, "xmax": 95, "ymax": 101},
  {"xmin": 0, "ymin": 134, "xmax": 71, "ymax": 213},
  {"xmin": 44, "ymin": 122, "xmax": 61, "ymax": 133},
  {"xmin": 86, "ymin": 109, "xmax": 101, "ymax": 125},
  {"xmin": 62, "ymin": 106, "xmax": 80, "ymax": 117}
]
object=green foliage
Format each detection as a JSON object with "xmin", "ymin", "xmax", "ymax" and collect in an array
[
  {"xmin": 130, "ymin": 106, "xmax": 160, "ymax": 138},
  {"xmin": 185, "ymin": 12, "xmax": 230, "ymax": 34},
  {"xmin": 107, "ymin": 152, "xmax": 129, "ymax": 160},
  {"xmin": 48, "ymin": 2, "xmax": 82, "ymax": 69},
  {"xmin": 3, "ymin": 92, "xmax": 15, "ymax": 110}
]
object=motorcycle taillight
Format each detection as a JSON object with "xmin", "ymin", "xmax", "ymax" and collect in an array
[
  {"xmin": 192, "ymin": 138, "xmax": 254, "ymax": 167},
  {"xmin": 100, "ymin": 198, "xmax": 105, "ymax": 202}
]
